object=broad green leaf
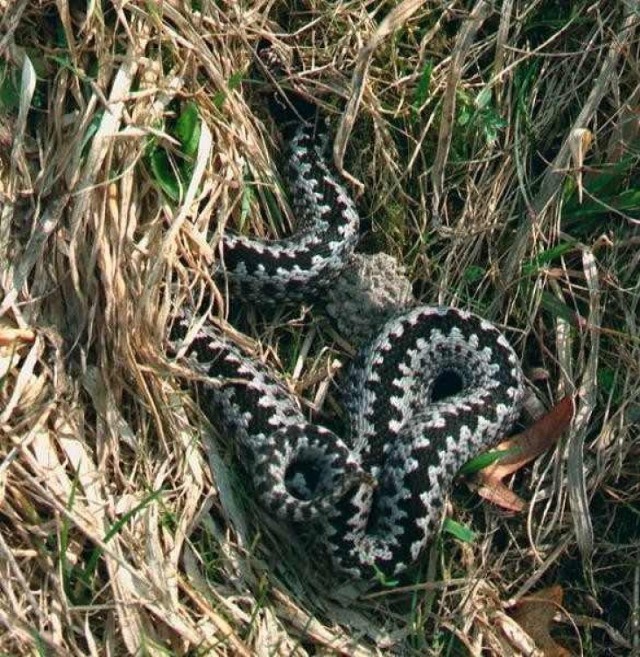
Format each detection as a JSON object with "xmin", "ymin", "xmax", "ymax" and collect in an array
[{"xmin": 175, "ymin": 101, "xmax": 201, "ymax": 157}]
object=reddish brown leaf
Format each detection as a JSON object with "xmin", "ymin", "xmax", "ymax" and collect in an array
[
  {"xmin": 476, "ymin": 479, "xmax": 527, "ymax": 513},
  {"xmin": 510, "ymin": 585, "xmax": 572, "ymax": 656},
  {"xmin": 474, "ymin": 396, "xmax": 574, "ymax": 512}
]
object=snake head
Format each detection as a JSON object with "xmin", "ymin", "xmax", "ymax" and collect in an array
[
  {"xmin": 254, "ymin": 38, "xmax": 317, "ymax": 128},
  {"xmin": 252, "ymin": 424, "xmax": 367, "ymax": 523}
]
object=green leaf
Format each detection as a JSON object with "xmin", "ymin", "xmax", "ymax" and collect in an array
[
  {"xmin": 240, "ymin": 181, "xmax": 255, "ymax": 226},
  {"xmin": 482, "ymin": 115, "xmax": 507, "ymax": 144},
  {"xmin": 213, "ymin": 71, "xmax": 245, "ymax": 109},
  {"xmin": 412, "ymin": 60, "xmax": 434, "ymax": 112},
  {"xmin": 457, "ymin": 105, "xmax": 471, "ymax": 127},
  {"xmin": 522, "ymin": 240, "xmax": 577, "ymax": 276},
  {"xmin": 597, "ymin": 367, "xmax": 615, "ymax": 393},
  {"xmin": 613, "ymin": 187, "xmax": 640, "ymax": 213},
  {"xmin": 459, "ymin": 448, "xmax": 516, "ymax": 475},
  {"xmin": 147, "ymin": 101, "xmax": 203, "ymax": 202},
  {"xmin": 463, "ymin": 265, "xmax": 485, "ymax": 283},
  {"xmin": 228, "ymin": 70, "xmax": 244, "ymax": 91},
  {"xmin": 539, "ymin": 290, "xmax": 576, "ymax": 325},
  {"xmin": 81, "ymin": 112, "xmax": 102, "ymax": 155},
  {"xmin": 371, "ymin": 564, "xmax": 400, "ymax": 587},
  {"xmin": 475, "ymin": 86, "xmax": 492, "ymax": 110},
  {"xmin": 212, "ymin": 89, "xmax": 227, "ymax": 109},
  {"xmin": 443, "ymin": 519, "xmax": 476, "ymax": 543},
  {"xmin": 0, "ymin": 61, "xmax": 20, "ymax": 111},
  {"xmin": 175, "ymin": 101, "xmax": 201, "ymax": 157},
  {"xmin": 149, "ymin": 147, "xmax": 181, "ymax": 201}
]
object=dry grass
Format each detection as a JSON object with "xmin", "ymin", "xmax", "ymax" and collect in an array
[{"xmin": 1, "ymin": 1, "xmax": 639, "ymax": 655}]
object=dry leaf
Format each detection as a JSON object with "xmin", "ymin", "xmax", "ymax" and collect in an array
[
  {"xmin": 509, "ymin": 585, "xmax": 572, "ymax": 657},
  {"xmin": 474, "ymin": 396, "xmax": 574, "ymax": 511}
]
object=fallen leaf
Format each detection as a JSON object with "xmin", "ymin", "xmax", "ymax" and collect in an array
[
  {"xmin": 473, "ymin": 396, "xmax": 574, "ymax": 512},
  {"xmin": 509, "ymin": 585, "xmax": 572, "ymax": 656}
]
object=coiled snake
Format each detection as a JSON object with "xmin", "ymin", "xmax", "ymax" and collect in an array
[{"xmin": 173, "ymin": 45, "xmax": 524, "ymax": 579}]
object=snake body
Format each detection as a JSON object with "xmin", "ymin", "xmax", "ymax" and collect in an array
[
  {"xmin": 174, "ymin": 48, "xmax": 525, "ymax": 579},
  {"xmin": 219, "ymin": 122, "xmax": 360, "ymax": 302}
]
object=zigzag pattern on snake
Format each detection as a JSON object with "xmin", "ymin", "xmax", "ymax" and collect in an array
[{"xmin": 171, "ymin": 44, "xmax": 525, "ymax": 579}]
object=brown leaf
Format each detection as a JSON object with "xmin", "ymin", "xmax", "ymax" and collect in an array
[
  {"xmin": 474, "ymin": 396, "xmax": 574, "ymax": 512},
  {"xmin": 510, "ymin": 585, "xmax": 573, "ymax": 656}
]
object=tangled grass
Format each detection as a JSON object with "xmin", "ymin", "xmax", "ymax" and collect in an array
[{"xmin": 1, "ymin": 1, "xmax": 639, "ymax": 655}]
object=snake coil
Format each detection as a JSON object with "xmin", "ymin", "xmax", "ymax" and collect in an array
[{"xmin": 171, "ymin": 44, "xmax": 524, "ymax": 579}]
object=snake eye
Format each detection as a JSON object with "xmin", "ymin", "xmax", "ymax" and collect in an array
[{"xmin": 431, "ymin": 369, "xmax": 464, "ymax": 402}]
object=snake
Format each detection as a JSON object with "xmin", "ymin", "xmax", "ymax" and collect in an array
[{"xmin": 172, "ymin": 44, "xmax": 525, "ymax": 580}]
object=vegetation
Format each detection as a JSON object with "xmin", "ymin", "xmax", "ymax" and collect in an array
[{"xmin": 0, "ymin": 1, "xmax": 638, "ymax": 654}]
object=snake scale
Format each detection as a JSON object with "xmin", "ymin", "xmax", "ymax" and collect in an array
[{"xmin": 172, "ymin": 44, "xmax": 525, "ymax": 579}]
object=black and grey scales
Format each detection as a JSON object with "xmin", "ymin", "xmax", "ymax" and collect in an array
[
  {"xmin": 171, "ymin": 44, "xmax": 524, "ymax": 579},
  {"xmin": 177, "ymin": 305, "xmax": 523, "ymax": 578},
  {"xmin": 219, "ymin": 123, "xmax": 360, "ymax": 302}
]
